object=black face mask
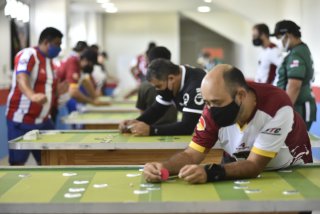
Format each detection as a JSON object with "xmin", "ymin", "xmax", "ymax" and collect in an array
[
  {"xmin": 157, "ymin": 80, "xmax": 174, "ymax": 101},
  {"xmin": 252, "ymin": 38, "xmax": 263, "ymax": 46},
  {"xmin": 209, "ymin": 100, "xmax": 240, "ymax": 127},
  {"xmin": 83, "ymin": 65, "xmax": 93, "ymax": 74}
]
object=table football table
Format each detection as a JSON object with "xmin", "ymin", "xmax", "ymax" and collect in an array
[
  {"xmin": 0, "ymin": 165, "xmax": 319, "ymax": 213},
  {"xmin": 9, "ymin": 130, "xmax": 222, "ymax": 165}
]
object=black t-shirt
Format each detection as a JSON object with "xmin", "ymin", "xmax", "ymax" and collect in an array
[
  {"xmin": 137, "ymin": 65, "xmax": 206, "ymax": 135},
  {"xmin": 136, "ymin": 81, "xmax": 178, "ymax": 125},
  {"xmin": 155, "ymin": 65, "xmax": 205, "ymax": 114}
]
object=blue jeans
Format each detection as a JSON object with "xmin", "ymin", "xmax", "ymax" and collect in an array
[{"xmin": 7, "ymin": 119, "xmax": 54, "ymax": 165}]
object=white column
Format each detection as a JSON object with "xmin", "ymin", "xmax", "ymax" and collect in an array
[{"xmin": 0, "ymin": 8, "xmax": 11, "ymax": 87}]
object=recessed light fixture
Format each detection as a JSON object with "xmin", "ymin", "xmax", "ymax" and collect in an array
[
  {"xmin": 197, "ymin": 6, "xmax": 211, "ymax": 13},
  {"xmin": 204, "ymin": 0, "xmax": 212, "ymax": 3}
]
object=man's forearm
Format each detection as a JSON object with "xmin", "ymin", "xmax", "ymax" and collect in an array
[
  {"xmin": 69, "ymin": 88, "xmax": 94, "ymax": 104},
  {"xmin": 223, "ymin": 153, "xmax": 271, "ymax": 179},
  {"xmin": 163, "ymin": 152, "xmax": 197, "ymax": 175},
  {"xmin": 82, "ymin": 78, "xmax": 97, "ymax": 98},
  {"xmin": 137, "ymin": 102, "xmax": 169, "ymax": 124},
  {"xmin": 163, "ymin": 149, "xmax": 205, "ymax": 175},
  {"xmin": 223, "ymin": 160, "xmax": 262, "ymax": 179}
]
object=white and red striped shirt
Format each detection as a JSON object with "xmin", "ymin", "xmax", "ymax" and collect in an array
[{"xmin": 6, "ymin": 47, "xmax": 58, "ymax": 124}]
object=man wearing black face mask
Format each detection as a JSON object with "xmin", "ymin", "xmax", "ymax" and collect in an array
[
  {"xmin": 135, "ymin": 46, "xmax": 178, "ymax": 126},
  {"xmin": 57, "ymin": 48, "xmax": 109, "ymax": 113},
  {"xmin": 252, "ymin": 23, "xmax": 282, "ymax": 84},
  {"xmin": 271, "ymin": 20, "xmax": 316, "ymax": 131},
  {"xmin": 143, "ymin": 64, "xmax": 312, "ymax": 184},
  {"xmin": 119, "ymin": 59, "xmax": 206, "ymax": 136}
]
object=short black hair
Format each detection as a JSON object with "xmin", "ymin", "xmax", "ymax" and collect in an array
[
  {"xmin": 146, "ymin": 59, "xmax": 180, "ymax": 81},
  {"xmin": 90, "ymin": 44, "xmax": 99, "ymax": 51},
  {"xmin": 73, "ymin": 41, "xmax": 88, "ymax": 52},
  {"xmin": 147, "ymin": 42, "xmax": 156, "ymax": 52},
  {"xmin": 147, "ymin": 46, "xmax": 171, "ymax": 62},
  {"xmin": 253, "ymin": 23, "xmax": 270, "ymax": 37},
  {"xmin": 223, "ymin": 66, "xmax": 250, "ymax": 96},
  {"xmin": 80, "ymin": 49, "xmax": 98, "ymax": 64},
  {"xmin": 38, "ymin": 27, "xmax": 63, "ymax": 44},
  {"xmin": 100, "ymin": 51, "xmax": 108, "ymax": 58}
]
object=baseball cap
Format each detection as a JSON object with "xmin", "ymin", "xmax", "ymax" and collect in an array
[{"xmin": 271, "ymin": 20, "xmax": 301, "ymax": 37}]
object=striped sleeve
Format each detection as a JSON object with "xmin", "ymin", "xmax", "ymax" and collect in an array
[
  {"xmin": 189, "ymin": 107, "xmax": 219, "ymax": 153},
  {"xmin": 15, "ymin": 49, "xmax": 36, "ymax": 75}
]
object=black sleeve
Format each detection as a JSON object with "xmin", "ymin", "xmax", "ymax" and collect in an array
[
  {"xmin": 136, "ymin": 101, "xmax": 170, "ymax": 125},
  {"xmin": 149, "ymin": 111, "xmax": 201, "ymax": 135}
]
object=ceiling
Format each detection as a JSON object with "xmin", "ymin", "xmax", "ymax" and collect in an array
[{"xmin": 70, "ymin": 0, "xmax": 222, "ymax": 13}]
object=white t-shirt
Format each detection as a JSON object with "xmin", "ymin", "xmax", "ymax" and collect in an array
[
  {"xmin": 190, "ymin": 82, "xmax": 312, "ymax": 170},
  {"xmin": 255, "ymin": 43, "xmax": 282, "ymax": 84}
]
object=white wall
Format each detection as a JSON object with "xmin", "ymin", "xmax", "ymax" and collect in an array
[
  {"xmin": 280, "ymin": 0, "xmax": 320, "ymax": 86},
  {"xmin": 183, "ymin": 0, "xmax": 320, "ymax": 84},
  {"xmin": 301, "ymin": 0, "xmax": 320, "ymax": 85},
  {"xmin": 68, "ymin": 12, "xmax": 87, "ymax": 49},
  {"xmin": 29, "ymin": 0, "xmax": 68, "ymax": 53},
  {"xmin": 87, "ymin": 13, "xmax": 104, "ymax": 46},
  {"xmin": 0, "ymin": 8, "xmax": 11, "ymax": 88},
  {"xmin": 182, "ymin": 11, "xmax": 259, "ymax": 80},
  {"xmin": 68, "ymin": 12, "xmax": 104, "ymax": 53},
  {"xmin": 103, "ymin": 12, "xmax": 180, "ymax": 91}
]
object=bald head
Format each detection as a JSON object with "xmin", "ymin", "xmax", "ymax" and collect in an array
[
  {"xmin": 201, "ymin": 64, "xmax": 249, "ymax": 107},
  {"xmin": 203, "ymin": 64, "xmax": 233, "ymax": 89}
]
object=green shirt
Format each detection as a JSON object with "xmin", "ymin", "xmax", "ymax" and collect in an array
[{"xmin": 277, "ymin": 43, "xmax": 316, "ymax": 122}]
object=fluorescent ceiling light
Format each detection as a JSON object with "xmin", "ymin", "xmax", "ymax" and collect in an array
[
  {"xmin": 4, "ymin": 0, "xmax": 29, "ymax": 22},
  {"xmin": 197, "ymin": 6, "xmax": 211, "ymax": 13},
  {"xmin": 105, "ymin": 7, "xmax": 118, "ymax": 13},
  {"xmin": 204, "ymin": 0, "xmax": 212, "ymax": 2},
  {"xmin": 101, "ymin": 2, "xmax": 114, "ymax": 8},
  {"xmin": 96, "ymin": 0, "xmax": 110, "ymax": 3}
]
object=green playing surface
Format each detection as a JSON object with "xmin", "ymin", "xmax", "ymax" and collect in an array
[
  {"xmin": 65, "ymin": 112, "xmax": 140, "ymax": 121},
  {"xmin": 84, "ymin": 103, "xmax": 136, "ymax": 109},
  {"xmin": 11, "ymin": 131, "xmax": 191, "ymax": 144},
  {"xmin": 0, "ymin": 165, "xmax": 319, "ymax": 203},
  {"xmin": 99, "ymin": 96, "xmax": 137, "ymax": 103}
]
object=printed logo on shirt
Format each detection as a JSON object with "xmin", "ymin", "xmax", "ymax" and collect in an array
[
  {"xmin": 236, "ymin": 142, "xmax": 250, "ymax": 151},
  {"xmin": 196, "ymin": 116, "xmax": 206, "ymax": 131},
  {"xmin": 19, "ymin": 59, "xmax": 28, "ymax": 65},
  {"xmin": 194, "ymin": 88, "xmax": 204, "ymax": 106},
  {"xmin": 261, "ymin": 128, "xmax": 282, "ymax": 136},
  {"xmin": 290, "ymin": 60, "xmax": 300, "ymax": 68},
  {"xmin": 183, "ymin": 93, "xmax": 190, "ymax": 106}
]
